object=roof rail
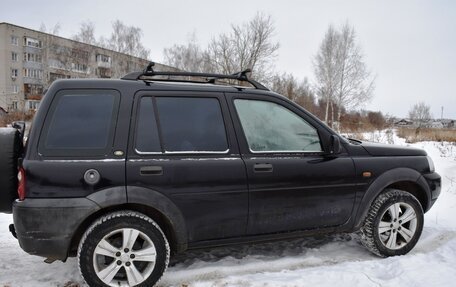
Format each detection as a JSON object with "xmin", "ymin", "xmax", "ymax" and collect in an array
[{"xmin": 121, "ymin": 62, "xmax": 269, "ymax": 90}]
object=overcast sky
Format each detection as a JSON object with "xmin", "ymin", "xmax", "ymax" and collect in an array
[{"xmin": 1, "ymin": 0, "xmax": 455, "ymax": 118}]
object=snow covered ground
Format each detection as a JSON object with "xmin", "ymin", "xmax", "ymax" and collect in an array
[{"xmin": 1, "ymin": 130, "xmax": 455, "ymax": 287}]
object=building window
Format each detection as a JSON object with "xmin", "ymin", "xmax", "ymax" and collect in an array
[
  {"xmin": 11, "ymin": 69, "xmax": 18, "ymax": 78},
  {"xmin": 12, "ymin": 85, "xmax": 19, "ymax": 94},
  {"xmin": 11, "ymin": 101, "xmax": 19, "ymax": 110},
  {"xmin": 50, "ymin": 72, "xmax": 70, "ymax": 82},
  {"xmin": 24, "ymin": 37, "xmax": 42, "ymax": 48},
  {"xmin": 71, "ymin": 63, "xmax": 89, "ymax": 73},
  {"xmin": 12, "ymin": 52, "xmax": 18, "ymax": 62},
  {"xmin": 24, "ymin": 84, "xmax": 44, "ymax": 98},
  {"xmin": 28, "ymin": 100, "xmax": 40, "ymax": 111},
  {"xmin": 24, "ymin": 52, "xmax": 42, "ymax": 63},
  {"xmin": 23, "ymin": 68, "xmax": 43, "ymax": 79},
  {"xmin": 11, "ymin": 35, "xmax": 18, "ymax": 46},
  {"xmin": 96, "ymin": 54, "xmax": 111, "ymax": 63}
]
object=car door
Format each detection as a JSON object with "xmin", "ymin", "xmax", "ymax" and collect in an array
[
  {"xmin": 227, "ymin": 93, "xmax": 359, "ymax": 235},
  {"xmin": 126, "ymin": 91, "xmax": 248, "ymax": 242}
]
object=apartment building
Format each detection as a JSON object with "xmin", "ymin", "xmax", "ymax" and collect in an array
[{"xmin": 0, "ymin": 22, "xmax": 172, "ymax": 112}]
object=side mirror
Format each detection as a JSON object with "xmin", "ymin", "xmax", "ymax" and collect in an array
[{"xmin": 328, "ymin": 135, "xmax": 342, "ymax": 155}]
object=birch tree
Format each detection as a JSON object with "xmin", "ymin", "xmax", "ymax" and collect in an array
[
  {"xmin": 104, "ymin": 20, "xmax": 150, "ymax": 59},
  {"xmin": 72, "ymin": 21, "xmax": 97, "ymax": 45},
  {"xmin": 163, "ymin": 34, "xmax": 208, "ymax": 72},
  {"xmin": 313, "ymin": 25, "xmax": 340, "ymax": 125},
  {"xmin": 314, "ymin": 23, "xmax": 374, "ymax": 129},
  {"xmin": 408, "ymin": 102, "xmax": 431, "ymax": 126}
]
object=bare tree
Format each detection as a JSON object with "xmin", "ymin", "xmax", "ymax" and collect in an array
[
  {"xmin": 313, "ymin": 25, "xmax": 340, "ymax": 125},
  {"xmin": 72, "ymin": 21, "xmax": 97, "ymax": 45},
  {"xmin": 314, "ymin": 23, "xmax": 374, "ymax": 130},
  {"xmin": 103, "ymin": 20, "xmax": 150, "ymax": 59},
  {"xmin": 163, "ymin": 34, "xmax": 208, "ymax": 72},
  {"xmin": 408, "ymin": 102, "xmax": 432, "ymax": 126},
  {"xmin": 333, "ymin": 24, "xmax": 374, "ymax": 130},
  {"xmin": 39, "ymin": 22, "xmax": 61, "ymax": 35},
  {"xmin": 205, "ymin": 13, "xmax": 279, "ymax": 82}
]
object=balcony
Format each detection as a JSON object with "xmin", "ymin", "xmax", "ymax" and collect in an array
[{"xmin": 97, "ymin": 61, "xmax": 112, "ymax": 69}]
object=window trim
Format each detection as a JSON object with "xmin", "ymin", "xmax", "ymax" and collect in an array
[
  {"xmin": 233, "ymin": 97, "xmax": 324, "ymax": 155},
  {"xmin": 38, "ymin": 89, "xmax": 121, "ymax": 158},
  {"xmin": 133, "ymin": 94, "xmax": 231, "ymax": 156}
]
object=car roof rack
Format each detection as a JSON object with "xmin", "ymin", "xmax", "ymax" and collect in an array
[{"xmin": 121, "ymin": 62, "xmax": 269, "ymax": 90}]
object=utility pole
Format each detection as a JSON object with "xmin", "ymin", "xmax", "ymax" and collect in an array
[{"xmin": 441, "ymin": 106, "xmax": 444, "ymax": 120}]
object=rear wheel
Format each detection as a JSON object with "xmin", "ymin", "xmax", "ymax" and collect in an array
[
  {"xmin": 78, "ymin": 211, "xmax": 170, "ymax": 287},
  {"xmin": 360, "ymin": 189, "xmax": 424, "ymax": 257},
  {"xmin": 0, "ymin": 128, "xmax": 23, "ymax": 213}
]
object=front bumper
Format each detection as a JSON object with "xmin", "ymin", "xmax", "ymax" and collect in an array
[
  {"xmin": 422, "ymin": 171, "xmax": 441, "ymax": 209},
  {"xmin": 13, "ymin": 198, "xmax": 99, "ymax": 260}
]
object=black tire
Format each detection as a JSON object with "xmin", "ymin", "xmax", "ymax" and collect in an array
[
  {"xmin": 0, "ymin": 127, "xmax": 23, "ymax": 213},
  {"xmin": 360, "ymin": 189, "xmax": 424, "ymax": 257},
  {"xmin": 78, "ymin": 211, "xmax": 170, "ymax": 287}
]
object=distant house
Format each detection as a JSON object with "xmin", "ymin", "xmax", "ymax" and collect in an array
[
  {"xmin": 425, "ymin": 121, "xmax": 444, "ymax": 129},
  {"xmin": 394, "ymin": 119, "xmax": 414, "ymax": 126},
  {"xmin": 440, "ymin": 119, "xmax": 455, "ymax": 128},
  {"xmin": 0, "ymin": 107, "xmax": 6, "ymax": 116}
]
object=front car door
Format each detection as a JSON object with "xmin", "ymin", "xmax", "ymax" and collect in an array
[{"xmin": 227, "ymin": 93, "xmax": 360, "ymax": 235}]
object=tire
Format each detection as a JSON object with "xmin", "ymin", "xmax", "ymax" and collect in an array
[
  {"xmin": 78, "ymin": 211, "xmax": 170, "ymax": 287},
  {"xmin": 360, "ymin": 189, "xmax": 424, "ymax": 257},
  {"xmin": 0, "ymin": 127, "xmax": 23, "ymax": 213}
]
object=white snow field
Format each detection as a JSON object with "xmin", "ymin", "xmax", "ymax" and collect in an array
[{"xmin": 1, "ymin": 130, "xmax": 455, "ymax": 287}]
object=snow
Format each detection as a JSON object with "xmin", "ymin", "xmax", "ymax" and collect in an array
[{"xmin": 1, "ymin": 129, "xmax": 456, "ymax": 287}]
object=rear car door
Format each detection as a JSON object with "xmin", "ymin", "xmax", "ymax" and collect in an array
[
  {"xmin": 126, "ymin": 91, "xmax": 248, "ymax": 242},
  {"xmin": 227, "ymin": 93, "xmax": 359, "ymax": 235}
]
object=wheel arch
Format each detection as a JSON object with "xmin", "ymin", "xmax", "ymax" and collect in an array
[
  {"xmin": 69, "ymin": 186, "xmax": 188, "ymax": 257},
  {"xmin": 354, "ymin": 167, "xmax": 431, "ymax": 229}
]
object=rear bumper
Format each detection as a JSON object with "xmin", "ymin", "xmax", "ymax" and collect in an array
[{"xmin": 13, "ymin": 198, "xmax": 99, "ymax": 260}]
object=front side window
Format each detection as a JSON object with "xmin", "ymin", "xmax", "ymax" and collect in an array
[
  {"xmin": 234, "ymin": 99, "xmax": 322, "ymax": 153},
  {"xmin": 155, "ymin": 97, "xmax": 228, "ymax": 153},
  {"xmin": 40, "ymin": 90, "xmax": 119, "ymax": 156}
]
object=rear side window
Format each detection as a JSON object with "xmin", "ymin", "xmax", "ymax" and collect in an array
[
  {"xmin": 155, "ymin": 97, "xmax": 228, "ymax": 153},
  {"xmin": 40, "ymin": 90, "xmax": 119, "ymax": 156}
]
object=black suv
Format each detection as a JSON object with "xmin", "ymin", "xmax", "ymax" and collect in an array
[{"xmin": 0, "ymin": 64, "xmax": 441, "ymax": 287}]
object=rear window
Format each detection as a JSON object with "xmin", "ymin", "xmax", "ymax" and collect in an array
[{"xmin": 39, "ymin": 90, "xmax": 119, "ymax": 156}]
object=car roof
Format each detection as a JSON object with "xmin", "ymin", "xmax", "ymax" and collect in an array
[{"xmin": 48, "ymin": 78, "xmax": 283, "ymax": 98}]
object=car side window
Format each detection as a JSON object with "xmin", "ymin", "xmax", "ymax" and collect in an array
[
  {"xmin": 39, "ymin": 90, "xmax": 119, "ymax": 156},
  {"xmin": 135, "ymin": 97, "xmax": 161, "ymax": 153},
  {"xmin": 234, "ymin": 99, "xmax": 322, "ymax": 153},
  {"xmin": 136, "ymin": 97, "xmax": 229, "ymax": 153}
]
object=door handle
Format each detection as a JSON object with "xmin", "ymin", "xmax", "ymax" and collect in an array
[
  {"xmin": 140, "ymin": 166, "xmax": 163, "ymax": 176},
  {"xmin": 253, "ymin": 163, "xmax": 273, "ymax": 173}
]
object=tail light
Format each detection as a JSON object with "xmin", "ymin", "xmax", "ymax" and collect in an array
[{"xmin": 17, "ymin": 167, "xmax": 26, "ymax": 201}]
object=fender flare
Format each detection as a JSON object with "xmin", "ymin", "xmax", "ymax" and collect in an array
[
  {"xmin": 353, "ymin": 167, "xmax": 431, "ymax": 229},
  {"xmin": 127, "ymin": 186, "xmax": 188, "ymax": 252}
]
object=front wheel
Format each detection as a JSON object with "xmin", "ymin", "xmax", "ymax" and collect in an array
[
  {"xmin": 360, "ymin": 189, "xmax": 424, "ymax": 257},
  {"xmin": 78, "ymin": 211, "xmax": 170, "ymax": 287}
]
